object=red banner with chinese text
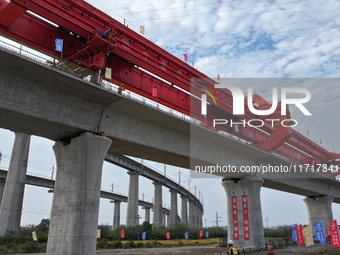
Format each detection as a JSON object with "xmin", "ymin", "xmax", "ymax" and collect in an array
[
  {"xmin": 242, "ymin": 194, "xmax": 250, "ymax": 240},
  {"xmin": 294, "ymin": 224, "xmax": 305, "ymax": 245},
  {"xmin": 232, "ymin": 193, "xmax": 239, "ymax": 240},
  {"xmin": 329, "ymin": 219, "xmax": 340, "ymax": 247}
]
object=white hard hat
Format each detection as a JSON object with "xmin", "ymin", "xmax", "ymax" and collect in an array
[{"xmin": 228, "ymin": 240, "xmax": 234, "ymax": 245}]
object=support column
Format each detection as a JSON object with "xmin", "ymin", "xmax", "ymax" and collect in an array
[
  {"xmin": 0, "ymin": 132, "xmax": 30, "ymax": 234},
  {"xmin": 188, "ymin": 199, "xmax": 194, "ymax": 228},
  {"xmin": 153, "ymin": 181, "xmax": 163, "ymax": 227},
  {"xmin": 181, "ymin": 196, "xmax": 188, "ymax": 226},
  {"xmin": 198, "ymin": 207, "xmax": 203, "ymax": 228},
  {"xmin": 304, "ymin": 196, "xmax": 333, "ymax": 233},
  {"xmin": 0, "ymin": 179, "xmax": 5, "ymax": 207},
  {"xmin": 126, "ymin": 171, "xmax": 139, "ymax": 226},
  {"xmin": 143, "ymin": 206, "xmax": 151, "ymax": 223},
  {"xmin": 165, "ymin": 213, "xmax": 169, "ymax": 227},
  {"xmin": 169, "ymin": 190, "xmax": 178, "ymax": 226},
  {"xmin": 46, "ymin": 133, "xmax": 111, "ymax": 255},
  {"xmin": 222, "ymin": 178, "xmax": 265, "ymax": 248},
  {"xmin": 113, "ymin": 200, "xmax": 121, "ymax": 229},
  {"xmin": 194, "ymin": 203, "xmax": 199, "ymax": 228}
]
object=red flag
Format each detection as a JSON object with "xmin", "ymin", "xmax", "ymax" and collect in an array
[
  {"xmin": 120, "ymin": 229, "xmax": 125, "ymax": 238},
  {"xmin": 294, "ymin": 224, "xmax": 305, "ymax": 245},
  {"xmin": 183, "ymin": 54, "xmax": 187, "ymax": 62},
  {"xmin": 329, "ymin": 219, "xmax": 340, "ymax": 247},
  {"xmin": 199, "ymin": 230, "xmax": 203, "ymax": 238},
  {"xmin": 166, "ymin": 232, "xmax": 170, "ymax": 240}
]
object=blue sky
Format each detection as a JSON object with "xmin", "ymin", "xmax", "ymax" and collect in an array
[{"xmin": 1, "ymin": 0, "xmax": 340, "ymax": 228}]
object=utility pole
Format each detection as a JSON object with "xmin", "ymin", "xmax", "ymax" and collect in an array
[
  {"xmin": 204, "ymin": 218, "xmax": 207, "ymax": 228},
  {"xmin": 265, "ymin": 217, "xmax": 269, "ymax": 228},
  {"xmin": 51, "ymin": 165, "xmax": 55, "ymax": 180},
  {"xmin": 174, "ymin": 171, "xmax": 182, "ymax": 185},
  {"xmin": 214, "ymin": 212, "xmax": 222, "ymax": 227},
  {"xmin": 187, "ymin": 178, "xmax": 192, "ymax": 191},
  {"xmin": 110, "ymin": 182, "xmax": 119, "ymax": 192}
]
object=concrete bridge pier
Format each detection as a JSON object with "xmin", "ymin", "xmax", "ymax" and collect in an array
[
  {"xmin": 126, "ymin": 171, "xmax": 139, "ymax": 226},
  {"xmin": 193, "ymin": 203, "xmax": 198, "ymax": 228},
  {"xmin": 164, "ymin": 212, "xmax": 168, "ymax": 227},
  {"xmin": 198, "ymin": 207, "xmax": 203, "ymax": 228},
  {"xmin": 304, "ymin": 196, "xmax": 333, "ymax": 232},
  {"xmin": 0, "ymin": 132, "xmax": 30, "ymax": 235},
  {"xmin": 169, "ymin": 189, "xmax": 178, "ymax": 226},
  {"xmin": 0, "ymin": 179, "xmax": 5, "ymax": 207},
  {"xmin": 188, "ymin": 199, "xmax": 194, "ymax": 228},
  {"xmin": 222, "ymin": 178, "xmax": 265, "ymax": 248},
  {"xmin": 153, "ymin": 181, "xmax": 163, "ymax": 227},
  {"xmin": 143, "ymin": 206, "xmax": 151, "ymax": 223},
  {"xmin": 181, "ymin": 195, "xmax": 188, "ymax": 226},
  {"xmin": 113, "ymin": 200, "xmax": 121, "ymax": 229},
  {"xmin": 46, "ymin": 133, "xmax": 111, "ymax": 255}
]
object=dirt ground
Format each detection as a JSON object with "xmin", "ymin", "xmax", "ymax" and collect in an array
[
  {"xmin": 95, "ymin": 245, "xmax": 340, "ymax": 255},
  {"xmin": 6, "ymin": 244, "xmax": 340, "ymax": 255}
]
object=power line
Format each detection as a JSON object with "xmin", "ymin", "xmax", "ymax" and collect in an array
[
  {"xmin": 131, "ymin": 0, "xmax": 308, "ymax": 22},
  {"xmin": 116, "ymin": 0, "xmax": 241, "ymax": 15}
]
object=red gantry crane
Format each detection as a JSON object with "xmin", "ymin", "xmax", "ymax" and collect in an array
[{"xmin": 0, "ymin": 0, "xmax": 339, "ymax": 175}]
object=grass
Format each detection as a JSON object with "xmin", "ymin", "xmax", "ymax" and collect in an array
[{"xmin": 120, "ymin": 238, "xmax": 218, "ymax": 246}]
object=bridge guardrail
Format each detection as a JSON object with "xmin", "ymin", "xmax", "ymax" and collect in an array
[{"xmin": 0, "ymin": 35, "xmax": 248, "ymax": 148}]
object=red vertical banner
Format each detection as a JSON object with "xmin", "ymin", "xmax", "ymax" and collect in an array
[
  {"xmin": 166, "ymin": 232, "xmax": 170, "ymax": 240},
  {"xmin": 294, "ymin": 224, "xmax": 305, "ymax": 245},
  {"xmin": 329, "ymin": 219, "xmax": 340, "ymax": 247},
  {"xmin": 120, "ymin": 229, "xmax": 125, "ymax": 238},
  {"xmin": 199, "ymin": 230, "xmax": 203, "ymax": 238},
  {"xmin": 183, "ymin": 54, "xmax": 188, "ymax": 62},
  {"xmin": 231, "ymin": 191, "xmax": 239, "ymax": 240},
  {"xmin": 242, "ymin": 192, "xmax": 250, "ymax": 241}
]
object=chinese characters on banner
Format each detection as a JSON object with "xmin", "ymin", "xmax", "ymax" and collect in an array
[
  {"xmin": 242, "ymin": 191, "xmax": 250, "ymax": 241},
  {"xmin": 329, "ymin": 219, "xmax": 340, "ymax": 247},
  {"xmin": 314, "ymin": 221, "xmax": 327, "ymax": 245},
  {"xmin": 294, "ymin": 224, "xmax": 305, "ymax": 245},
  {"xmin": 231, "ymin": 191, "xmax": 239, "ymax": 240},
  {"xmin": 302, "ymin": 224, "xmax": 314, "ymax": 247}
]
